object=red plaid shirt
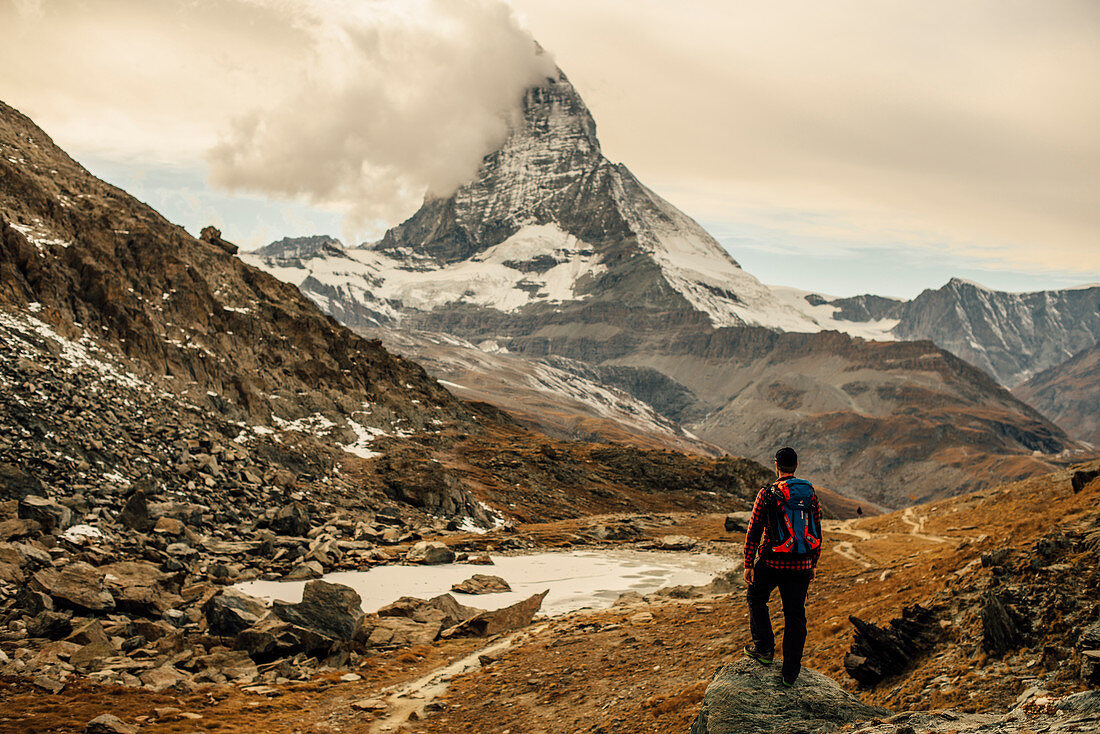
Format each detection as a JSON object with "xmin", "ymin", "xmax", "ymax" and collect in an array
[{"xmin": 744, "ymin": 477, "xmax": 822, "ymax": 571}]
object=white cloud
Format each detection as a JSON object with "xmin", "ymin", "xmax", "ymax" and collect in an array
[{"xmin": 207, "ymin": 0, "xmax": 556, "ymax": 232}]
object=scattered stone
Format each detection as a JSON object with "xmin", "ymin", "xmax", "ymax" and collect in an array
[
  {"xmin": 451, "ymin": 574, "xmax": 511, "ymax": 594},
  {"xmin": 203, "ymin": 588, "xmax": 269, "ymax": 636},
  {"xmin": 405, "ymin": 541, "xmax": 455, "ymax": 565},
  {"xmin": 153, "ymin": 516, "xmax": 184, "ymax": 535},
  {"xmin": 466, "ymin": 554, "xmax": 494, "ymax": 565},
  {"xmin": 283, "ymin": 560, "xmax": 324, "ymax": 580},
  {"xmin": 362, "ymin": 616, "xmax": 442, "ymax": 648},
  {"xmin": 351, "ymin": 698, "xmax": 387, "ymax": 712},
  {"xmin": 630, "ymin": 612, "xmax": 654, "ymax": 625},
  {"xmin": 656, "ymin": 535, "xmax": 696, "ymax": 551},
  {"xmin": 32, "ymin": 562, "xmax": 115, "ymax": 612},
  {"xmin": 85, "ymin": 714, "xmax": 139, "ymax": 734},
  {"xmin": 139, "ymin": 665, "xmax": 186, "ymax": 692}
]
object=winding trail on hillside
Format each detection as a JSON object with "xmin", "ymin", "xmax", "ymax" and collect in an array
[
  {"xmin": 826, "ymin": 519, "xmax": 875, "ymax": 568},
  {"xmin": 901, "ymin": 507, "xmax": 948, "ymax": 544}
]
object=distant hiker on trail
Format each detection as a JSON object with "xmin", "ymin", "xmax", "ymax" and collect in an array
[{"xmin": 742, "ymin": 446, "xmax": 823, "ymax": 687}]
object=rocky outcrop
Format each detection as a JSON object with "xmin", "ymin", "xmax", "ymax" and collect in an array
[
  {"xmin": 844, "ymin": 604, "xmax": 940, "ymax": 686},
  {"xmin": 689, "ymin": 657, "xmax": 890, "ymax": 734}
]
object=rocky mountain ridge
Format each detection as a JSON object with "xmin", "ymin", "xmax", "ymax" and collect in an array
[{"xmin": 1015, "ymin": 341, "xmax": 1100, "ymax": 446}]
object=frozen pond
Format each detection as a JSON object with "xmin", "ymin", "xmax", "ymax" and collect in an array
[{"xmin": 236, "ymin": 550, "xmax": 732, "ymax": 617}]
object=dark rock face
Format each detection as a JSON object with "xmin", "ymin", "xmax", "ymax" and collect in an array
[
  {"xmin": 1071, "ymin": 469, "xmax": 1100, "ymax": 494},
  {"xmin": 272, "ymin": 580, "xmax": 364, "ymax": 641},
  {"xmin": 892, "ymin": 278, "xmax": 1100, "ymax": 387},
  {"xmin": 234, "ymin": 617, "xmax": 330, "ymax": 663},
  {"xmin": 981, "ymin": 592, "xmax": 1028, "ymax": 655},
  {"xmin": 272, "ymin": 502, "xmax": 311, "ymax": 537},
  {"xmin": 844, "ymin": 605, "xmax": 940, "ymax": 686},
  {"xmin": 0, "ymin": 463, "xmax": 43, "ymax": 501},
  {"xmin": 18, "ymin": 495, "xmax": 72, "ymax": 532},
  {"xmin": 689, "ymin": 657, "xmax": 890, "ymax": 734}
]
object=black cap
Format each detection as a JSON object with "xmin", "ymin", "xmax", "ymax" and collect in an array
[{"xmin": 774, "ymin": 447, "xmax": 798, "ymax": 471}]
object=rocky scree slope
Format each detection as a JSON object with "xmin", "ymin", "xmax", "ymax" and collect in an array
[
  {"xmin": 245, "ymin": 72, "xmax": 1080, "ymax": 507},
  {"xmin": 1014, "ymin": 341, "xmax": 1100, "ymax": 446}
]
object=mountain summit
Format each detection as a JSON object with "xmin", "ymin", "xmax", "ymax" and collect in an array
[{"xmin": 247, "ymin": 70, "xmax": 820, "ymax": 332}]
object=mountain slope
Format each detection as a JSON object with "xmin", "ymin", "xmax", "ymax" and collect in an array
[
  {"xmin": 1015, "ymin": 341, "xmax": 1100, "ymax": 446},
  {"xmin": 0, "ymin": 99, "xmax": 777, "ymax": 530},
  {"xmin": 890, "ymin": 279, "xmax": 1100, "ymax": 387}
]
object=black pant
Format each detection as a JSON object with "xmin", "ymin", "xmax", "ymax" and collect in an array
[{"xmin": 747, "ymin": 560, "xmax": 812, "ymax": 682}]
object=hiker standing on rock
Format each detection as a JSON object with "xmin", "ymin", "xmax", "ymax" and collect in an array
[{"xmin": 742, "ymin": 447, "xmax": 822, "ymax": 686}]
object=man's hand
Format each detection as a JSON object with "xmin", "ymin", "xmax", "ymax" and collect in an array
[{"xmin": 743, "ymin": 566, "xmax": 753, "ymax": 586}]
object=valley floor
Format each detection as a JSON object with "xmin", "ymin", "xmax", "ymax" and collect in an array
[{"xmin": 3, "ymin": 463, "xmax": 1098, "ymax": 734}]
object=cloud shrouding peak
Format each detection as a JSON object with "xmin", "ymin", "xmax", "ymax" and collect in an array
[{"xmin": 206, "ymin": 0, "xmax": 555, "ymax": 231}]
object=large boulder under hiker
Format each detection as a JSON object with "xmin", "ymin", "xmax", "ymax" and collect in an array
[{"xmin": 689, "ymin": 657, "xmax": 889, "ymax": 734}]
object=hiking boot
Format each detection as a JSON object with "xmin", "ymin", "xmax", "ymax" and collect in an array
[
  {"xmin": 781, "ymin": 676, "xmax": 796, "ymax": 688},
  {"xmin": 743, "ymin": 645, "xmax": 773, "ymax": 664}
]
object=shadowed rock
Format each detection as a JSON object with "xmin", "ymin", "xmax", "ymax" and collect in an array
[
  {"xmin": 690, "ymin": 657, "xmax": 890, "ymax": 734},
  {"xmin": 844, "ymin": 604, "xmax": 940, "ymax": 686},
  {"xmin": 981, "ymin": 592, "xmax": 1027, "ymax": 654}
]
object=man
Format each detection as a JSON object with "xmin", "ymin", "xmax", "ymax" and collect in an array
[{"xmin": 742, "ymin": 446, "xmax": 823, "ymax": 686}]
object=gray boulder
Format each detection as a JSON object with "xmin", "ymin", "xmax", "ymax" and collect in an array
[
  {"xmin": 203, "ymin": 588, "xmax": 268, "ymax": 636},
  {"xmin": 273, "ymin": 580, "xmax": 363, "ymax": 641},
  {"xmin": 85, "ymin": 714, "xmax": 138, "ymax": 734},
  {"xmin": 689, "ymin": 657, "xmax": 890, "ymax": 734},
  {"xmin": 405, "ymin": 540, "xmax": 455, "ymax": 565}
]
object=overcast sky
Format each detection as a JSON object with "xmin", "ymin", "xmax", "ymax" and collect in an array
[{"xmin": 1, "ymin": 0, "xmax": 1097, "ymax": 297}]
